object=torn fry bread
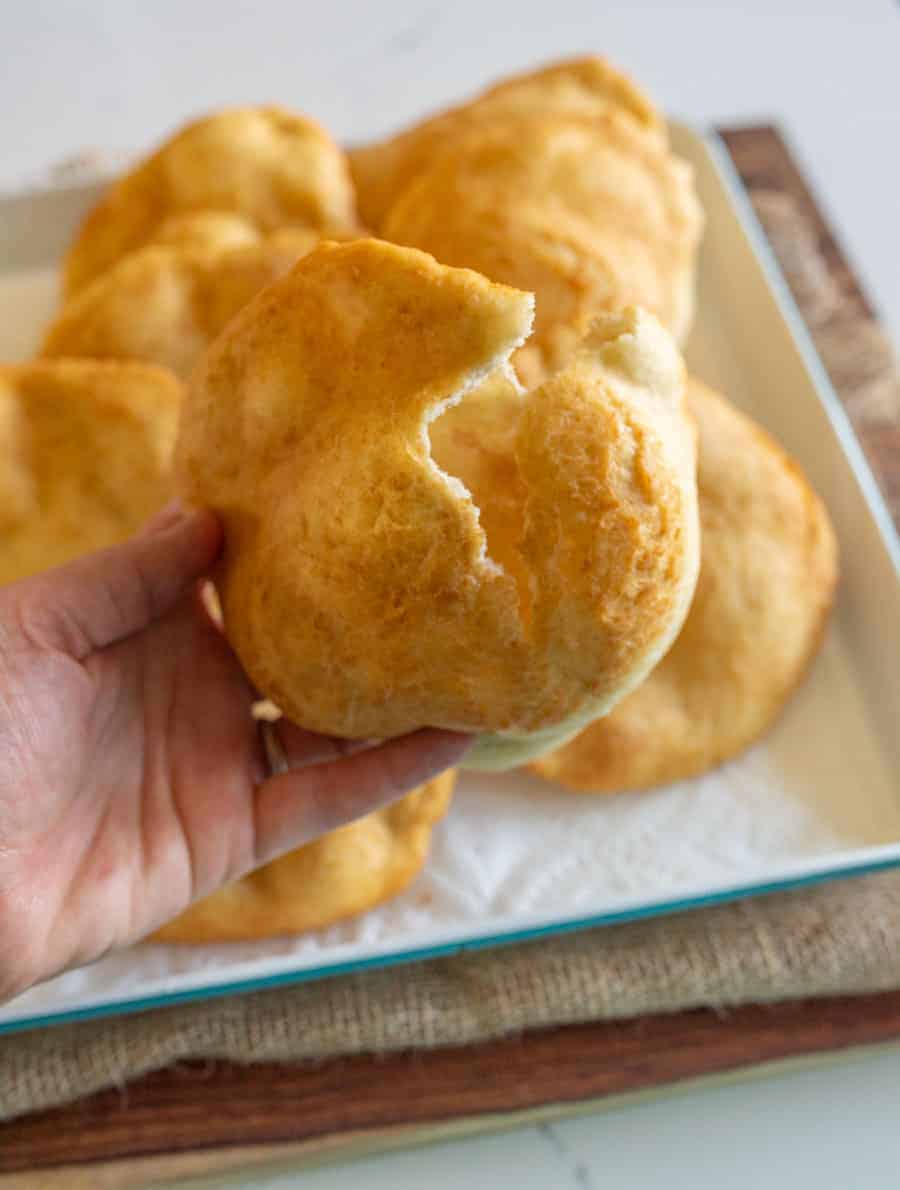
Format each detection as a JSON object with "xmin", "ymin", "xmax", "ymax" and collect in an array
[{"xmin": 176, "ymin": 238, "xmax": 699, "ymax": 770}]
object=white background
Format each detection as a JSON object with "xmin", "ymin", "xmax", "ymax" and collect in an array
[{"xmin": 4, "ymin": 1, "xmax": 899, "ymax": 1185}]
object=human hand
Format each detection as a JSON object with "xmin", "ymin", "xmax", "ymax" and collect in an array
[{"xmin": 0, "ymin": 504, "xmax": 470, "ymax": 1001}]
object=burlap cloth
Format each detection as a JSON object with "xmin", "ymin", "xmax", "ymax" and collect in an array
[
  {"xmin": 2, "ymin": 872, "xmax": 899, "ymax": 1120},
  {"xmin": 1, "ymin": 139, "xmax": 899, "ymax": 1125}
]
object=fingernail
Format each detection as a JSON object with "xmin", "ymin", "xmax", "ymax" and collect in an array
[{"xmin": 423, "ymin": 729, "xmax": 475, "ymax": 762}]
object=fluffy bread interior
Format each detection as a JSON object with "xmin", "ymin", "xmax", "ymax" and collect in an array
[{"xmin": 423, "ymin": 342, "xmax": 530, "ymax": 578}]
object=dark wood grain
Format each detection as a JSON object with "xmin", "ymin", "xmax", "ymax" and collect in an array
[
  {"xmin": 720, "ymin": 125, "xmax": 900, "ymax": 522},
  {"xmin": 721, "ymin": 126, "xmax": 876, "ymax": 319},
  {"xmin": 3, "ymin": 991, "xmax": 900, "ymax": 1175},
  {"xmin": 1, "ymin": 125, "xmax": 898, "ymax": 1179}
]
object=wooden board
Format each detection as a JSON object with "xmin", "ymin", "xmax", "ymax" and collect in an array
[
  {"xmin": 721, "ymin": 126, "xmax": 899, "ymax": 521},
  {"xmin": 4, "ymin": 993, "xmax": 900, "ymax": 1186},
  {"xmin": 1, "ymin": 125, "xmax": 898, "ymax": 1184}
]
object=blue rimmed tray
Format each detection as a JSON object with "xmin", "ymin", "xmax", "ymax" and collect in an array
[{"xmin": 0, "ymin": 122, "xmax": 897, "ymax": 1038}]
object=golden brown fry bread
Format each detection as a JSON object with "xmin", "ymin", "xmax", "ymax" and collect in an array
[
  {"xmin": 382, "ymin": 111, "xmax": 702, "ymax": 381},
  {"xmin": 0, "ymin": 360, "xmax": 181, "ymax": 585},
  {"xmin": 63, "ymin": 106, "xmax": 358, "ymax": 295},
  {"xmin": 177, "ymin": 238, "xmax": 700, "ymax": 771},
  {"xmin": 349, "ymin": 55, "xmax": 666, "ymax": 232},
  {"xmin": 153, "ymin": 768, "xmax": 456, "ymax": 943},
  {"xmin": 43, "ymin": 228, "xmax": 324, "ymax": 380},
  {"xmin": 531, "ymin": 380, "xmax": 839, "ymax": 793},
  {"xmin": 143, "ymin": 210, "xmax": 263, "ymax": 253}
]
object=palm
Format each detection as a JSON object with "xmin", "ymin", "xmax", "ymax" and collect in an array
[
  {"xmin": 0, "ymin": 510, "xmax": 468, "ymax": 1000},
  {"xmin": 1, "ymin": 593, "xmax": 263, "ymax": 985}
]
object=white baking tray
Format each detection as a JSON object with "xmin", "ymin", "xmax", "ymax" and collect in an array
[{"xmin": 0, "ymin": 124, "xmax": 898, "ymax": 1035}]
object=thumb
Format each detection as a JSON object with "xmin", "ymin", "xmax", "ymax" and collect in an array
[{"xmin": 10, "ymin": 503, "xmax": 222, "ymax": 659}]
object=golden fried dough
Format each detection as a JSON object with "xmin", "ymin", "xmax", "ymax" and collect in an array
[
  {"xmin": 531, "ymin": 380, "xmax": 839, "ymax": 792},
  {"xmin": 63, "ymin": 106, "xmax": 358, "ymax": 295},
  {"xmin": 0, "ymin": 360, "xmax": 181, "ymax": 585},
  {"xmin": 43, "ymin": 228, "xmax": 323, "ymax": 380},
  {"xmin": 429, "ymin": 371, "xmax": 529, "ymax": 598},
  {"xmin": 382, "ymin": 111, "xmax": 702, "ymax": 379},
  {"xmin": 153, "ymin": 768, "xmax": 455, "ymax": 943},
  {"xmin": 144, "ymin": 210, "xmax": 262, "ymax": 253},
  {"xmin": 177, "ymin": 238, "xmax": 699, "ymax": 770},
  {"xmin": 350, "ymin": 55, "xmax": 666, "ymax": 231}
]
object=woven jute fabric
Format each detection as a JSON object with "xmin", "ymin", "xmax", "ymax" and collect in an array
[{"xmin": 2, "ymin": 871, "xmax": 900, "ymax": 1120}]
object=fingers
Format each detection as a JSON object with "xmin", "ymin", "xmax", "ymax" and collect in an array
[
  {"xmin": 11, "ymin": 503, "xmax": 222, "ymax": 659},
  {"xmin": 268, "ymin": 718, "xmax": 381, "ymax": 770},
  {"xmin": 251, "ymin": 728, "xmax": 472, "ymax": 865}
]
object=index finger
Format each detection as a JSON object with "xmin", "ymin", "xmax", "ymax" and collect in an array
[{"xmin": 250, "ymin": 727, "xmax": 472, "ymax": 866}]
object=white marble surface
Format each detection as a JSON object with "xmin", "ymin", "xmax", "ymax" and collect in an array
[
  {"xmin": 224, "ymin": 1049, "xmax": 900, "ymax": 1189},
  {"xmin": 4, "ymin": 2, "xmax": 899, "ymax": 1186},
  {"xmin": 5, "ymin": 0, "xmax": 900, "ymax": 347}
]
